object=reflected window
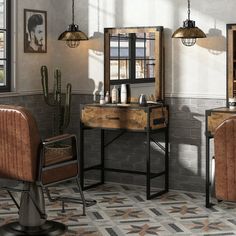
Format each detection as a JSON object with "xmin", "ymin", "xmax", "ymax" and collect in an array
[
  {"xmin": 110, "ymin": 34, "xmax": 129, "ymax": 81},
  {"xmin": 104, "ymin": 27, "xmax": 164, "ymax": 101},
  {"xmin": 109, "ymin": 31, "xmax": 156, "ymax": 84}
]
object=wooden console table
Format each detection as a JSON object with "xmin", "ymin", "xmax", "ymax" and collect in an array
[
  {"xmin": 205, "ymin": 107, "xmax": 236, "ymax": 207},
  {"xmin": 80, "ymin": 103, "xmax": 169, "ymax": 199}
]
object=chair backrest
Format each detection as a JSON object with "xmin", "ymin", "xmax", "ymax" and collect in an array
[
  {"xmin": 214, "ymin": 115, "xmax": 236, "ymax": 201},
  {"xmin": 0, "ymin": 105, "xmax": 40, "ymax": 182}
]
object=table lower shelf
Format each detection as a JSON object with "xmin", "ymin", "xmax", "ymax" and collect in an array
[{"xmin": 82, "ymin": 166, "xmax": 168, "ymax": 199}]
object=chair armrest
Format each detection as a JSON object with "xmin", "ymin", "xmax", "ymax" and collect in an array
[
  {"xmin": 43, "ymin": 134, "xmax": 76, "ymax": 146},
  {"xmin": 38, "ymin": 133, "xmax": 78, "ymax": 183}
]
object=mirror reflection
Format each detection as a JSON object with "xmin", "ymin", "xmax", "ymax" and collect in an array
[
  {"xmin": 104, "ymin": 27, "xmax": 164, "ymax": 102},
  {"xmin": 110, "ymin": 32, "xmax": 156, "ymax": 82}
]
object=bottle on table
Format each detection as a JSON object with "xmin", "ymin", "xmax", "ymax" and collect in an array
[
  {"xmin": 120, "ymin": 84, "xmax": 127, "ymax": 104},
  {"xmin": 111, "ymin": 86, "xmax": 118, "ymax": 104}
]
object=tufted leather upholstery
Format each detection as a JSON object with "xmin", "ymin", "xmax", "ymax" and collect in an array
[
  {"xmin": 0, "ymin": 105, "xmax": 40, "ymax": 182},
  {"xmin": 214, "ymin": 115, "xmax": 236, "ymax": 201},
  {"xmin": 0, "ymin": 105, "xmax": 80, "ymax": 185},
  {"xmin": 0, "ymin": 105, "xmax": 87, "ymax": 235}
]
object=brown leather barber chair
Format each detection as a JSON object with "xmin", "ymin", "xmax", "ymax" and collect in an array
[
  {"xmin": 214, "ymin": 115, "xmax": 236, "ymax": 201},
  {"xmin": 0, "ymin": 105, "xmax": 89, "ymax": 235}
]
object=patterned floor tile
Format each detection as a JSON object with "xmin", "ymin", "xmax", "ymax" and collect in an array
[
  {"xmin": 96, "ymin": 194, "xmax": 135, "ymax": 210},
  {"xmin": 105, "ymin": 207, "xmax": 149, "ymax": 221},
  {"xmin": 65, "ymin": 225, "xmax": 102, "ymax": 236},
  {"xmin": 0, "ymin": 182, "xmax": 236, "ymax": 236},
  {"xmin": 117, "ymin": 222, "xmax": 170, "ymax": 236},
  {"xmin": 159, "ymin": 202, "xmax": 209, "ymax": 220},
  {"xmin": 181, "ymin": 218, "xmax": 234, "ymax": 234},
  {"xmin": 155, "ymin": 192, "xmax": 188, "ymax": 203}
]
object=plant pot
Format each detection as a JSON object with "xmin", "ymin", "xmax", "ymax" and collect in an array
[{"xmin": 44, "ymin": 145, "xmax": 73, "ymax": 166}]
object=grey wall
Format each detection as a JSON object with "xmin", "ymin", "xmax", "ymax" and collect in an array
[
  {"xmin": 13, "ymin": 0, "xmax": 90, "ymax": 94},
  {"xmin": 0, "ymin": 94, "xmax": 225, "ymax": 193}
]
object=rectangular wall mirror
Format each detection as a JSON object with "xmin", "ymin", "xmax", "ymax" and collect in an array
[{"xmin": 104, "ymin": 26, "xmax": 164, "ymax": 102}]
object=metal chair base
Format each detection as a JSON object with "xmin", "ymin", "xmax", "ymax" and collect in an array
[{"xmin": 0, "ymin": 220, "xmax": 67, "ymax": 236}]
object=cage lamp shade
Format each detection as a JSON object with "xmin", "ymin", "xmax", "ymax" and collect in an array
[
  {"xmin": 58, "ymin": 24, "xmax": 88, "ymax": 48},
  {"xmin": 58, "ymin": 0, "xmax": 88, "ymax": 48},
  {"xmin": 172, "ymin": 0, "xmax": 206, "ymax": 46}
]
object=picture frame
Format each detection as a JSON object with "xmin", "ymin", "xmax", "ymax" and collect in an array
[{"xmin": 24, "ymin": 9, "xmax": 47, "ymax": 53}]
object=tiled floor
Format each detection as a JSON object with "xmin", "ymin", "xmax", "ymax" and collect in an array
[{"xmin": 1, "ymin": 182, "xmax": 236, "ymax": 235}]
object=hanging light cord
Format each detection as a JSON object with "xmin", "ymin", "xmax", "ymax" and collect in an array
[
  {"xmin": 187, "ymin": 0, "xmax": 191, "ymax": 20},
  {"xmin": 72, "ymin": 0, "xmax": 75, "ymax": 25}
]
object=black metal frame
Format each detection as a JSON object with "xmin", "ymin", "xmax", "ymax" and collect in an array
[
  {"xmin": 80, "ymin": 105, "xmax": 169, "ymax": 200},
  {"xmin": 40, "ymin": 134, "xmax": 97, "ymax": 213},
  {"xmin": 109, "ymin": 33, "xmax": 156, "ymax": 84},
  {"xmin": 0, "ymin": 0, "xmax": 11, "ymax": 92},
  {"xmin": 205, "ymin": 109, "xmax": 213, "ymax": 208}
]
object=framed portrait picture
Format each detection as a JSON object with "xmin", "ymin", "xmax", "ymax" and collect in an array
[{"xmin": 24, "ymin": 9, "xmax": 47, "ymax": 53}]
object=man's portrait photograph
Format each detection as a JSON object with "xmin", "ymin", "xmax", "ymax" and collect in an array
[{"xmin": 24, "ymin": 9, "xmax": 47, "ymax": 53}]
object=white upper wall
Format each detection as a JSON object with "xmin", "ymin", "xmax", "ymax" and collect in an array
[{"xmin": 13, "ymin": 0, "xmax": 236, "ymax": 98}]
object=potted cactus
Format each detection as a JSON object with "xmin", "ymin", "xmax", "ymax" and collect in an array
[
  {"xmin": 41, "ymin": 65, "xmax": 72, "ymax": 165},
  {"xmin": 41, "ymin": 65, "xmax": 72, "ymax": 135}
]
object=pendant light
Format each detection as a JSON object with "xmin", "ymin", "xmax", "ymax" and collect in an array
[
  {"xmin": 172, "ymin": 0, "xmax": 206, "ymax": 46},
  {"xmin": 58, "ymin": 0, "xmax": 88, "ymax": 48}
]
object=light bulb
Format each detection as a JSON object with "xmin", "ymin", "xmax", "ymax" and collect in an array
[
  {"xmin": 181, "ymin": 38, "xmax": 196, "ymax": 47},
  {"xmin": 66, "ymin": 40, "xmax": 80, "ymax": 48}
]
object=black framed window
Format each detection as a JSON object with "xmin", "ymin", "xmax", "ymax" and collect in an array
[
  {"xmin": 110, "ymin": 33, "xmax": 130, "ymax": 81},
  {"xmin": 0, "ymin": 0, "xmax": 11, "ymax": 92},
  {"xmin": 109, "ymin": 32, "xmax": 155, "ymax": 85}
]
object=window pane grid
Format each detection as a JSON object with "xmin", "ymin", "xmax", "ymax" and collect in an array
[
  {"xmin": 0, "ymin": 0, "xmax": 6, "ymax": 29},
  {"xmin": 0, "ymin": 31, "xmax": 6, "ymax": 59},
  {"xmin": 0, "ymin": 60, "xmax": 6, "ymax": 85},
  {"xmin": 134, "ymin": 33, "xmax": 156, "ymax": 80},
  {"xmin": 110, "ymin": 30, "xmax": 156, "ymax": 84},
  {"xmin": 110, "ymin": 34, "xmax": 130, "ymax": 81}
]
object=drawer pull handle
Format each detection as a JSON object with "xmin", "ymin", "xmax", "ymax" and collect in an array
[
  {"xmin": 106, "ymin": 116, "xmax": 120, "ymax": 120},
  {"xmin": 153, "ymin": 117, "xmax": 166, "ymax": 125}
]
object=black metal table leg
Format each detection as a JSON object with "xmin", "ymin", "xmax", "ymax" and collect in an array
[
  {"xmin": 101, "ymin": 129, "xmax": 105, "ymax": 184},
  {"xmin": 146, "ymin": 127, "xmax": 151, "ymax": 200},
  {"xmin": 81, "ymin": 127, "xmax": 104, "ymax": 190},
  {"xmin": 80, "ymin": 121, "xmax": 84, "ymax": 190},
  {"xmin": 165, "ymin": 124, "xmax": 169, "ymax": 192},
  {"xmin": 206, "ymin": 135, "xmax": 211, "ymax": 208}
]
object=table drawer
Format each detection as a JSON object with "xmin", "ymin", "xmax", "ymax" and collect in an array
[{"xmin": 81, "ymin": 105, "xmax": 168, "ymax": 131}]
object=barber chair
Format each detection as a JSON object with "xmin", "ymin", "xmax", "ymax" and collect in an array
[
  {"xmin": 0, "ymin": 105, "xmax": 89, "ymax": 235},
  {"xmin": 214, "ymin": 115, "xmax": 236, "ymax": 201}
]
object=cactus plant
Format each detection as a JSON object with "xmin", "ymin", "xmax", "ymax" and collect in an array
[{"xmin": 41, "ymin": 65, "xmax": 72, "ymax": 135}]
